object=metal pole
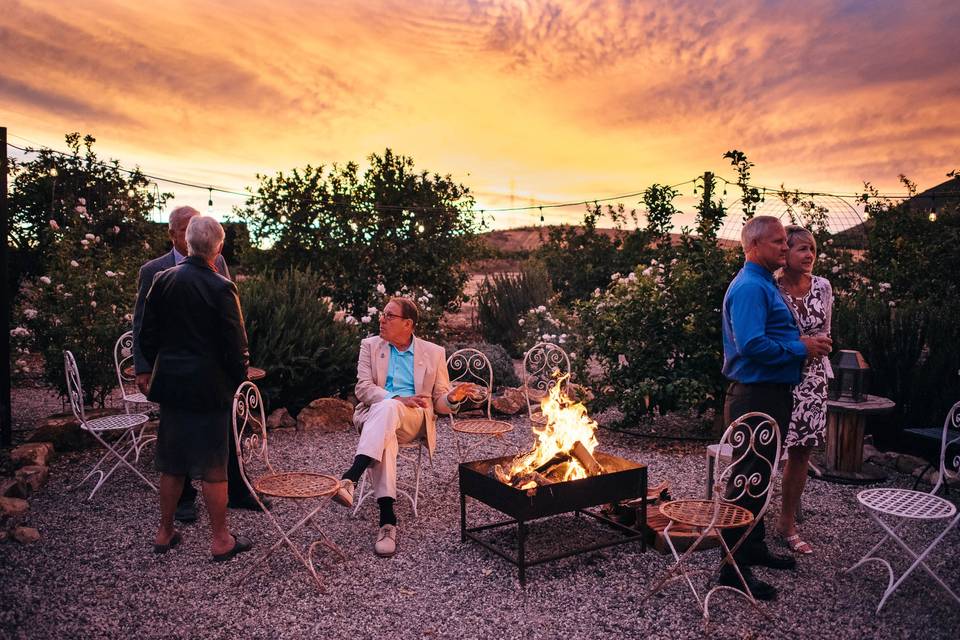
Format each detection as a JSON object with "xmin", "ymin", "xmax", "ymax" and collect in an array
[{"xmin": 1, "ymin": 126, "xmax": 11, "ymax": 447}]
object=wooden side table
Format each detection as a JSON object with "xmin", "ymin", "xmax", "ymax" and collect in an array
[{"xmin": 811, "ymin": 394, "xmax": 895, "ymax": 483}]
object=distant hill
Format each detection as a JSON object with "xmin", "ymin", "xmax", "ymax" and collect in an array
[{"xmin": 478, "ymin": 226, "xmax": 739, "ymax": 254}]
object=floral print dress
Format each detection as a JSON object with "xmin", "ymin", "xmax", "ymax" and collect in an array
[{"xmin": 777, "ymin": 274, "xmax": 833, "ymax": 449}]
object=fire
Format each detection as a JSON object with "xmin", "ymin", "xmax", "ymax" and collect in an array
[{"xmin": 508, "ymin": 374, "xmax": 600, "ymax": 485}]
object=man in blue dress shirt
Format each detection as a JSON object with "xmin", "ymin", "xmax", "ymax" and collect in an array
[
  {"xmin": 332, "ymin": 297, "xmax": 479, "ymax": 557},
  {"xmin": 719, "ymin": 216, "xmax": 832, "ymax": 600}
]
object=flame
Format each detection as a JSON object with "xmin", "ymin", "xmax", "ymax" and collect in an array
[{"xmin": 509, "ymin": 374, "xmax": 599, "ymax": 482}]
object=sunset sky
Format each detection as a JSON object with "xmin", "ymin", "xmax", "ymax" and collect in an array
[{"xmin": 2, "ymin": 0, "xmax": 958, "ymax": 229}]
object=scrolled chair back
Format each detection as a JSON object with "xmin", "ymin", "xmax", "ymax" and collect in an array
[
  {"xmin": 446, "ymin": 348, "xmax": 493, "ymax": 418},
  {"xmin": 936, "ymin": 400, "xmax": 960, "ymax": 493},
  {"xmin": 522, "ymin": 342, "xmax": 570, "ymax": 398},
  {"xmin": 232, "ymin": 381, "xmax": 273, "ymax": 485},
  {"xmin": 63, "ymin": 350, "xmax": 86, "ymax": 423},
  {"xmin": 715, "ymin": 411, "xmax": 782, "ymax": 506},
  {"xmin": 113, "ymin": 331, "xmax": 136, "ymax": 389}
]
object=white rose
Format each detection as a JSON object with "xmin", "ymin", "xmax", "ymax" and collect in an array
[
  {"xmin": 831, "ymin": 265, "xmax": 841, "ymax": 274},
  {"xmin": 80, "ymin": 239, "xmax": 89, "ymax": 246},
  {"xmin": 361, "ymin": 315, "xmax": 371, "ymax": 324},
  {"xmin": 49, "ymin": 220, "xmax": 60, "ymax": 231},
  {"xmin": 39, "ymin": 276, "xmax": 52, "ymax": 285},
  {"xmin": 85, "ymin": 233, "xmax": 95, "ymax": 240},
  {"xmin": 618, "ymin": 354, "xmax": 629, "ymax": 367},
  {"xmin": 344, "ymin": 315, "xmax": 357, "ymax": 325},
  {"xmin": 376, "ymin": 283, "xmax": 386, "ymax": 294},
  {"xmin": 78, "ymin": 197, "xmax": 86, "ymax": 205},
  {"xmin": 90, "ymin": 301, "xmax": 97, "ymax": 308},
  {"xmin": 105, "ymin": 270, "xmax": 116, "ymax": 278},
  {"xmin": 542, "ymin": 334, "xmax": 550, "ymax": 341},
  {"xmin": 10, "ymin": 327, "xmax": 30, "ymax": 337},
  {"xmin": 367, "ymin": 306, "xmax": 377, "ymax": 315},
  {"xmin": 24, "ymin": 309, "xmax": 38, "ymax": 319},
  {"xmin": 123, "ymin": 313, "xmax": 133, "ymax": 322},
  {"xmin": 518, "ymin": 319, "xmax": 525, "ymax": 326},
  {"xmin": 536, "ymin": 305, "xmax": 547, "ymax": 313},
  {"xmin": 112, "ymin": 226, "xmax": 120, "ymax": 234},
  {"xmin": 70, "ymin": 260, "xmax": 80, "ymax": 267}
]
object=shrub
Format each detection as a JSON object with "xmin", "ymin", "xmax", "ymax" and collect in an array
[
  {"xmin": 354, "ymin": 282, "xmax": 444, "ymax": 342},
  {"xmin": 10, "ymin": 134, "xmax": 168, "ymax": 405},
  {"xmin": 476, "ymin": 261, "xmax": 553, "ymax": 356},
  {"xmin": 443, "ymin": 341, "xmax": 520, "ymax": 389},
  {"xmin": 239, "ymin": 269, "xmax": 360, "ymax": 414}
]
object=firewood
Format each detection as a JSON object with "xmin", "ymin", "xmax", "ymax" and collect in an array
[
  {"xmin": 570, "ymin": 441, "xmax": 604, "ymax": 476},
  {"xmin": 533, "ymin": 451, "xmax": 571, "ymax": 475}
]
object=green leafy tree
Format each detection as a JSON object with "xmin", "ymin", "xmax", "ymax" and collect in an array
[{"xmin": 234, "ymin": 149, "xmax": 480, "ymax": 318}]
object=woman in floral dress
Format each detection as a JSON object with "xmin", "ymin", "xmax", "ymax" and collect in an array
[{"xmin": 775, "ymin": 225, "xmax": 832, "ymax": 555}]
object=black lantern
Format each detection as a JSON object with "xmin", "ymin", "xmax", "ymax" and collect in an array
[{"xmin": 828, "ymin": 350, "xmax": 870, "ymax": 402}]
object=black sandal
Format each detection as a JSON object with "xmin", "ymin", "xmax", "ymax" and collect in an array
[
  {"xmin": 212, "ymin": 534, "xmax": 253, "ymax": 562},
  {"xmin": 153, "ymin": 531, "xmax": 182, "ymax": 554}
]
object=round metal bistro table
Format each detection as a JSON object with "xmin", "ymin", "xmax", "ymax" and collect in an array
[
  {"xmin": 811, "ymin": 394, "xmax": 895, "ymax": 484},
  {"xmin": 247, "ymin": 366, "xmax": 267, "ymax": 381}
]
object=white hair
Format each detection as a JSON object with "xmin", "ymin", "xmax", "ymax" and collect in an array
[
  {"xmin": 741, "ymin": 215, "xmax": 783, "ymax": 251},
  {"xmin": 168, "ymin": 205, "xmax": 200, "ymax": 230},
  {"xmin": 186, "ymin": 216, "xmax": 225, "ymax": 259}
]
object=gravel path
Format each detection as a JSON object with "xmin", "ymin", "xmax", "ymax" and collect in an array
[{"xmin": 2, "ymin": 409, "xmax": 958, "ymax": 640}]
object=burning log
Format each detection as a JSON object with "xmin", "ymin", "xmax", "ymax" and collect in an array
[
  {"xmin": 571, "ymin": 440, "xmax": 604, "ymax": 476},
  {"xmin": 534, "ymin": 451, "xmax": 572, "ymax": 475}
]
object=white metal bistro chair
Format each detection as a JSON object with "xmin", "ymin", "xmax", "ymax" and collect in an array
[
  {"xmin": 522, "ymin": 342, "xmax": 570, "ymax": 425},
  {"xmin": 846, "ymin": 399, "xmax": 960, "ymax": 612},
  {"xmin": 113, "ymin": 331, "xmax": 158, "ymax": 458},
  {"xmin": 641, "ymin": 412, "xmax": 782, "ymax": 623},
  {"xmin": 64, "ymin": 350, "xmax": 156, "ymax": 500},
  {"xmin": 353, "ymin": 431, "xmax": 429, "ymax": 519},
  {"xmin": 446, "ymin": 348, "xmax": 514, "ymax": 462},
  {"xmin": 232, "ymin": 381, "xmax": 345, "ymax": 590}
]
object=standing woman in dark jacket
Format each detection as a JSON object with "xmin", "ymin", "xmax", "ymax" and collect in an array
[{"xmin": 140, "ymin": 215, "xmax": 252, "ymax": 561}]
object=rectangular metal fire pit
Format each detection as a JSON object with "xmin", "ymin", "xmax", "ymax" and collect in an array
[{"xmin": 459, "ymin": 451, "xmax": 647, "ymax": 585}]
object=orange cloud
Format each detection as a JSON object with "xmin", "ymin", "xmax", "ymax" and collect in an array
[{"xmin": 2, "ymin": 0, "xmax": 957, "ymax": 228}]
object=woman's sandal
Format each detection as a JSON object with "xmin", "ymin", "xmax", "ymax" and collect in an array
[{"xmin": 783, "ymin": 533, "xmax": 813, "ymax": 555}]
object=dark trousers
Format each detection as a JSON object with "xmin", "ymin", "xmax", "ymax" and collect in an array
[
  {"xmin": 177, "ymin": 424, "xmax": 251, "ymax": 506},
  {"xmin": 720, "ymin": 381, "xmax": 792, "ymax": 558}
]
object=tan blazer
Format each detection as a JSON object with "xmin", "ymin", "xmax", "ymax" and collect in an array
[{"xmin": 352, "ymin": 335, "xmax": 455, "ymax": 455}]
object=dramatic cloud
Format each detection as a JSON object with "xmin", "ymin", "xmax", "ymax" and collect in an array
[{"xmin": 2, "ymin": 0, "xmax": 957, "ymax": 227}]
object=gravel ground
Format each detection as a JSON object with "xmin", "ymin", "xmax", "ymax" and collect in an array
[{"xmin": 2, "ymin": 404, "xmax": 959, "ymax": 640}]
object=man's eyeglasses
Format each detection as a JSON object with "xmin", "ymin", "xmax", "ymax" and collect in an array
[{"xmin": 381, "ymin": 312, "xmax": 407, "ymax": 322}]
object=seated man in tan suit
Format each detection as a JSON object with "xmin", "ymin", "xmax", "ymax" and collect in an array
[{"xmin": 334, "ymin": 297, "xmax": 478, "ymax": 557}]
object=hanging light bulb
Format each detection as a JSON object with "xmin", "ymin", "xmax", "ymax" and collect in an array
[
  {"xmin": 207, "ymin": 188, "xmax": 213, "ymax": 212},
  {"xmin": 539, "ymin": 207, "xmax": 544, "ymax": 224}
]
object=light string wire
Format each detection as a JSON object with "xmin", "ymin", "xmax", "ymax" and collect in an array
[{"xmin": 6, "ymin": 138, "xmax": 958, "ymax": 219}]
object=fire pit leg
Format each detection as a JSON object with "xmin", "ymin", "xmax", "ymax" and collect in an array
[
  {"xmin": 518, "ymin": 520, "xmax": 527, "ymax": 586},
  {"xmin": 460, "ymin": 492, "xmax": 467, "ymax": 543}
]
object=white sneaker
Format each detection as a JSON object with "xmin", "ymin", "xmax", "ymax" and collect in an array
[
  {"xmin": 333, "ymin": 479, "xmax": 354, "ymax": 508},
  {"xmin": 374, "ymin": 524, "xmax": 397, "ymax": 557}
]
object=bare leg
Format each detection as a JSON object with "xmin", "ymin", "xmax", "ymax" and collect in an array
[
  {"xmin": 202, "ymin": 479, "xmax": 235, "ymax": 555},
  {"xmin": 156, "ymin": 473, "xmax": 185, "ymax": 545},
  {"xmin": 779, "ymin": 446, "xmax": 813, "ymax": 537}
]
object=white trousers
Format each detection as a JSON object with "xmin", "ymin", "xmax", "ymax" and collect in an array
[{"xmin": 356, "ymin": 399, "xmax": 426, "ymax": 499}]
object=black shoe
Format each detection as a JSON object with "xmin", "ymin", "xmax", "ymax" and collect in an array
[
  {"xmin": 718, "ymin": 565, "xmax": 777, "ymax": 601},
  {"xmin": 228, "ymin": 495, "xmax": 271, "ymax": 511},
  {"xmin": 742, "ymin": 544, "xmax": 797, "ymax": 570},
  {"xmin": 174, "ymin": 501, "xmax": 197, "ymax": 523}
]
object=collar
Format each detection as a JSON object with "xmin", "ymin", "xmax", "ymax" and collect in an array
[
  {"xmin": 388, "ymin": 336, "xmax": 415, "ymax": 354},
  {"xmin": 172, "ymin": 247, "xmax": 186, "ymax": 264},
  {"xmin": 744, "ymin": 260, "xmax": 775, "ymax": 282},
  {"xmin": 183, "ymin": 255, "xmax": 214, "ymax": 270}
]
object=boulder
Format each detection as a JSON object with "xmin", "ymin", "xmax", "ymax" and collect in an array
[
  {"xmin": 266, "ymin": 408, "xmax": 297, "ymax": 430},
  {"xmin": 894, "ymin": 453, "xmax": 928, "ymax": 475},
  {"xmin": 15, "ymin": 466, "xmax": 49, "ymax": 494},
  {"xmin": 12, "ymin": 526, "xmax": 40, "ymax": 544},
  {"xmin": 296, "ymin": 398, "xmax": 354, "ymax": 433},
  {"xmin": 11, "ymin": 442, "xmax": 54, "ymax": 468},
  {"xmin": 0, "ymin": 477, "xmax": 27, "ymax": 499},
  {"xmin": 0, "ymin": 496, "xmax": 29, "ymax": 519},
  {"xmin": 28, "ymin": 411, "xmax": 110, "ymax": 451},
  {"xmin": 492, "ymin": 387, "xmax": 526, "ymax": 416}
]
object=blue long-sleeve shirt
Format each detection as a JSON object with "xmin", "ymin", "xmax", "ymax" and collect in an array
[{"xmin": 722, "ymin": 262, "xmax": 807, "ymax": 384}]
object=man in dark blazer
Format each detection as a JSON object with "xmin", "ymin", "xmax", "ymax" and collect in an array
[{"xmin": 132, "ymin": 206, "xmax": 261, "ymax": 521}]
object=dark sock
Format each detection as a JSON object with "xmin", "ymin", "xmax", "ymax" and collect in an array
[
  {"xmin": 342, "ymin": 455, "xmax": 374, "ymax": 483},
  {"xmin": 378, "ymin": 497, "xmax": 397, "ymax": 527}
]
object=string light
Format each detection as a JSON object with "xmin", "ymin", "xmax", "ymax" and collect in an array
[{"xmin": 207, "ymin": 187, "xmax": 213, "ymax": 209}]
